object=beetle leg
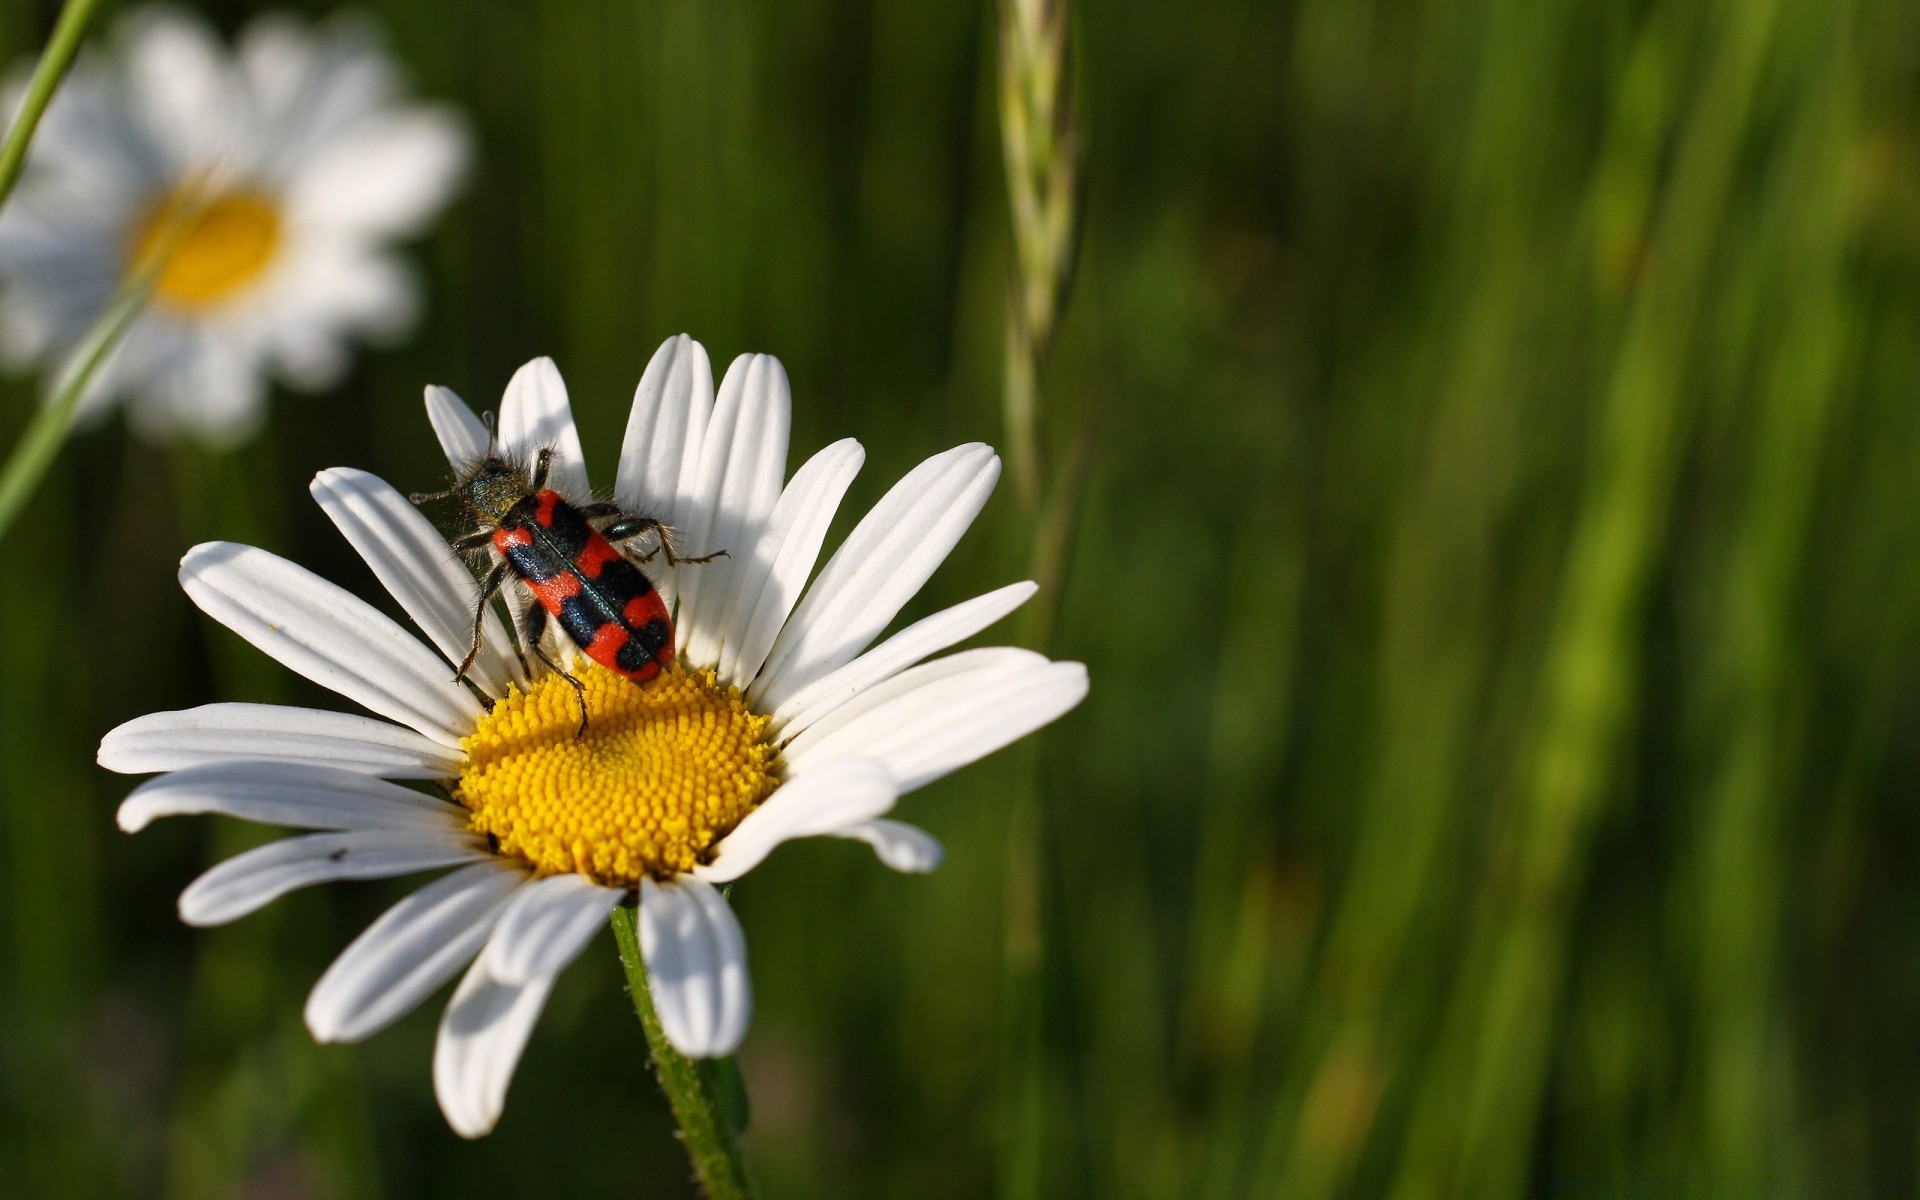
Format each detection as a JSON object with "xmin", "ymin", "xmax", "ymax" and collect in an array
[
  {"xmin": 522, "ymin": 599, "xmax": 547, "ymax": 654},
  {"xmin": 457, "ymin": 562, "xmax": 508, "ymax": 683},
  {"xmin": 512, "ymin": 599, "xmax": 540, "ymax": 679},
  {"xmin": 599, "ymin": 515, "xmax": 667, "ymax": 544},
  {"xmin": 530, "ymin": 447, "xmax": 554, "ymax": 491},
  {"xmin": 452, "ymin": 528, "xmax": 494, "ymax": 553},
  {"xmin": 523, "ymin": 603, "xmax": 589, "ymax": 736},
  {"xmin": 596, "ymin": 512, "xmax": 726, "ymax": 567}
]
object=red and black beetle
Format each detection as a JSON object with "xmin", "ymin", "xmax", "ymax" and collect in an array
[{"xmin": 412, "ymin": 444, "xmax": 719, "ymax": 730}]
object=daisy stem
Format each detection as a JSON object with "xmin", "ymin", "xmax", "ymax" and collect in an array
[
  {"xmin": 0, "ymin": 0, "xmax": 105, "ymax": 214},
  {"xmin": 609, "ymin": 906, "xmax": 759, "ymax": 1200},
  {"xmin": 0, "ymin": 268, "xmax": 151, "ymax": 543}
]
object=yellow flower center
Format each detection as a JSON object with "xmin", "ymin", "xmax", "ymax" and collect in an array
[
  {"xmin": 456, "ymin": 662, "xmax": 778, "ymax": 886},
  {"xmin": 130, "ymin": 189, "xmax": 282, "ymax": 311}
]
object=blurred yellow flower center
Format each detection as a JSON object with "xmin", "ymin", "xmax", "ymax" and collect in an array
[
  {"xmin": 455, "ymin": 663, "xmax": 777, "ymax": 886},
  {"xmin": 131, "ymin": 189, "xmax": 282, "ymax": 311}
]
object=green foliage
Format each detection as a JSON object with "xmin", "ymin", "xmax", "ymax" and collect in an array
[{"xmin": 1, "ymin": 0, "xmax": 1918, "ymax": 1196}]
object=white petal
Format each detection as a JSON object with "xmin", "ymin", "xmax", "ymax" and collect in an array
[
  {"xmin": 638, "ymin": 877, "xmax": 751, "ymax": 1058},
  {"xmin": 180, "ymin": 828, "xmax": 487, "ymax": 926},
  {"xmin": 133, "ymin": 329, "xmax": 269, "ymax": 449},
  {"xmin": 780, "ymin": 647, "xmax": 1048, "ymax": 763},
  {"xmin": 117, "ymin": 762, "xmax": 468, "ymax": 834},
  {"xmin": 287, "ymin": 106, "xmax": 470, "ymax": 237},
  {"xmin": 258, "ymin": 233, "xmax": 420, "ymax": 360},
  {"xmin": 714, "ymin": 439, "xmax": 864, "ymax": 689},
  {"xmin": 433, "ymin": 413, "xmax": 541, "ymax": 665},
  {"xmin": 427, "ymin": 385, "xmax": 491, "ymax": 465},
  {"xmin": 121, "ymin": 8, "xmax": 244, "ymax": 170},
  {"xmin": 267, "ymin": 320, "xmax": 353, "ymax": 393},
  {"xmin": 498, "ymin": 358, "xmax": 588, "ymax": 498},
  {"xmin": 750, "ymin": 445, "xmax": 1000, "ymax": 712},
  {"xmin": 311, "ymin": 468, "xmax": 525, "ymax": 696},
  {"xmin": 614, "ymin": 335, "xmax": 714, "ymax": 615},
  {"xmin": 770, "ymin": 581, "xmax": 1038, "ymax": 737},
  {"xmin": 833, "ymin": 819, "xmax": 944, "ymax": 873},
  {"xmin": 783, "ymin": 655, "xmax": 1087, "ymax": 792},
  {"xmin": 434, "ymin": 945, "xmax": 555, "ymax": 1139},
  {"xmin": 486, "ymin": 874, "xmax": 622, "ymax": 985},
  {"xmin": 697, "ymin": 758, "xmax": 897, "ymax": 883},
  {"xmin": 98, "ymin": 703, "xmax": 461, "ymax": 778},
  {"xmin": 237, "ymin": 13, "xmax": 398, "ymax": 170},
  {"xmin": 306, "ymin": 861, "xmax": 523, "ymax": 1043},
  {"xmin": 614, "ymin": 333, "xmax": 713, "ymax": 531},
  {"xmin": 676, "ymin": 354, "xmax": 792, "ymax": 665},
  {"xmin": 180, "ymin": 542, "xmax": 483, "ymax": 745}
]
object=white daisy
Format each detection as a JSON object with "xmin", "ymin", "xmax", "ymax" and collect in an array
[
  {"xmin": 0, "ymin": 6, "xmax": 469, "ymax": 445},
  {"xmin": 101, "ymin": 336, "xmax": 1088, "ymax": 1137}
]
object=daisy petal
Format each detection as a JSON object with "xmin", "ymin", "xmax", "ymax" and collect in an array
[
  {"xmin": 98, "ymin": 703, "xmax": 460, "ymax": 778},
  {"xmin": 783, "ymin": 654, "xmax": 1088, "ymax": 792},
  {"xmin": 427, "ymin": 385, "xmax": 490, "ymax": 466},
  {"xmin": 677, "ymin": 354, "xmax": 792, "ymax": 664},
  {"xmin": 615, "ymin": 334, "xmax": 714, "ymax": 536},
  {"xmin": 769, "ymin": 580, "xmax": 1038, "ymax": 737},
  {"xmin": 287, "ymin": 105, "xmax": 470, "ymax": 238},
  {"xmin": 434, "ymin": 946, "xmax": 555, "ymax": 1139},
  {"xmin": 306, "ymin": 861, "xmax": 523, "ymax": 1044},
  {"xmin": 180, "ymin": 542, "xmax": 483, "ymax": 745},
  {"xmin": 179, "ymin": 827, "xmax": 487, "ymax": 926},
  {"xmin": 639, "ymin": 877, "xmax": 752, "ymax": 1058},
  {"xmin": 487, "ymin": 874, "xmax": 623, "ymax": 985},
  {"xmin": 117, "ymin": 762, "xmax": 467, "ymax": 834},
  {"xmin": 235, "ymin": 14, "xmax": 374, "ymax": 141},
  {"xmin": 498, "ymin": 357, "xmax": 588, "ymax": 498},
  {"xmin": 615, "ymin": 335, "xmax": 714, "ymax": 616},
  {"xmin": 780, "ymin": 647, "xmax": 1048, "ymax": 763},
  {"xmin": 311, "ymin": 467, "xmax": 524, "ymax": 696},
  {"xmin": 238, "ymin": 13, "xmax": 397, "ymax": 168},
  {"xmin": 122, "ymin": 8, "xmax": 243, "ymax": 170},
  {"xmin": 833, "ymin": 819, "xmax": 945, "ymax": 873},
  {"xmin": 750, "ymin": 444, "xmax": 1001, "ymax": 712},
  {"xmin": 424, "ymin": 385, "xmax": 537, "ymax": 656},
  {"xmin": 137, "ymin": 330, "xmax": 269, "ymax": 448},
  {"xmin": 696, "ymin": 758, "xmax": 897, "ymax": 883},
  {"xmin": 715, "ymin": 438, "xmax": 864, "ymax": 689}
]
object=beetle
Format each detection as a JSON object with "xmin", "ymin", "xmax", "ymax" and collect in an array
[{"xmin": 411, "ymin": 442, "xmax": 719, "ymax": 732}]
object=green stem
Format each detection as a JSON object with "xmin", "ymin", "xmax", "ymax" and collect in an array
[
  {"xmin": 0, "ymin": 269, "xmax": 151, "ymax": 543},
  {"xmin": 1002, "ymin": 311, "xmax": 1043, "ymax": 514},
  {"xmin": 610, "ymin": 906, "xmax": 758, "ymax": 1200},
  {"xmin": 996, "ymin": 3, "xmax": 1083, "ymax": 1190},
  {"xmin": 0, "ymin": 0, "xmax": 105, "ymax": 214}
]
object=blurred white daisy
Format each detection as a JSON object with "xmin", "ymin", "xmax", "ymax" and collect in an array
[
  {"xmin": 101, "ymin": 336, "xmax": 1088, "ymax": 1137},
  {"xmin": 0, "ymin": 6, "xmax": 469, "ymax": 444}
]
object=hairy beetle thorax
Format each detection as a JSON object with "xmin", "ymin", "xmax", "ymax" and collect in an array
[{"xmin": 456, "ymin": 455, "xmax": 535, "ymax": 524}]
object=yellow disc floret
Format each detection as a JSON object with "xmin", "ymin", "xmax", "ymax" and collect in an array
[
  {"xmin": 457, "ymin": 663, "xmax": 778, "ymax": 886},
  {"xmin": 131, "ymin": 189, "xmax": 283, "ymax": 311}
]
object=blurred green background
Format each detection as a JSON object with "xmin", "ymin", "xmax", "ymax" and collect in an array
[{"xmin": 3, "ymin": 0, "xmax": 1920, "ymax": 1196}]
